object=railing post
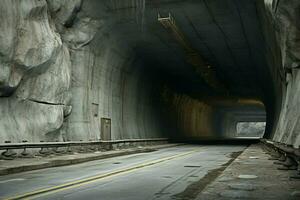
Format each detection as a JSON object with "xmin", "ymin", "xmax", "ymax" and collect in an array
[
  {"xmin": 39, "ymin": 141, "xmax": 49, "ymax": 156},
  {"xmin": 1, "ymin": 141, "xmax": 17, "ymax": 160},
  {"xmin": 78, "ymin": 140, "xmax": 85, "ymax": 153},
  {"xmin": 290, "ymin": 146, "xmax": 300, "ymax": 179},
  {"xmin": 21, "ymin": 140, "xmax": 31, "ymax": 158}
]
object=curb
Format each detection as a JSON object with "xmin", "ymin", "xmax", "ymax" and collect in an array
[{"xmin": 0, "ymin": 143, "xmax": 182, "ymax": 176}]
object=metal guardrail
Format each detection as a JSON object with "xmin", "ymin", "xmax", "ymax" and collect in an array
[
  {"xmin": 0, "ymin": 138, "xmax": 169, "ymax": 150},
  {"xmin": 260, "ymin": 139, "xmax": 300, "ymax": 178},
  {"xmin": 260, "ymin": 139, "xmax": 299, "ymax": 157}
]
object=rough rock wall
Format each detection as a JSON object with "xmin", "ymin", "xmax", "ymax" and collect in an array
[
  {"xmin": 259, "ymin": 0, "xmax": 300, "ymax": 147},
  {"xmin": 0, "ymin": 0, "xmax": 166, "ymax": 143},
  {"xmin": 0, "ymin": 0, "xmax": 72, "ymax": 142}
]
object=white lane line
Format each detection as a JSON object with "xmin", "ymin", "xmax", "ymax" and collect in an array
[{"xmin": 0, "ymin": 179, "xmax": 26, "ymax": 184}]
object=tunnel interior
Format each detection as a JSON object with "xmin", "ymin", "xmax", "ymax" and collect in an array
[
  {"xmin": 1, "ymin": 1, "xmax": 300, "ymax": 199},
  {"xmin": 80, "ymin": 0, "xmax": 270, "ymax": 141},
  {"xmin": 0, "ymin": 0, "xmax": 299, "ymax": 148}
]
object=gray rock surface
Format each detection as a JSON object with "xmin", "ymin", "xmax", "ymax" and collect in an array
[
  {"xmin": 259, "ymin": 0, "xmax": 300, "ymax": 147},
  {"xmin": 0, "ymin": 0, "xmax": 71, "ymax": 142},
  {"xmin": 0, "ymin": 0, "xmax": 62, "ymax": 96},
  {"xmin": 0, "ymin": 0, "xmax": 165, "ymax": 143}
]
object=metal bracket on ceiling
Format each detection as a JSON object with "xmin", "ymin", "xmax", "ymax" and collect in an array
[
  {"xmin": 158, "ymin": 13, "xmax": 174, "ymax": 28},
  {"xmin": 158, "ymin": 12, "xmax": 192, "ymax": 52}
]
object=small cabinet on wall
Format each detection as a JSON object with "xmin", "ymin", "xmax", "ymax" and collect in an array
[{"xmin": 101, "ymin": 118, "xmax": 111, "ymax": 140}]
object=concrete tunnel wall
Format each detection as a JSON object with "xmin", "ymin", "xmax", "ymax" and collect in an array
[
  {"xmin": 66, "ymin": 38, "xmax": 167, "ymax": 141},
  {"xmin": 0, "ymin": 0, "xmax": 299, "ymax": 147},
  {"xmin": 161, "ymin": 88, "xmax": 217, "ymax": 140}
]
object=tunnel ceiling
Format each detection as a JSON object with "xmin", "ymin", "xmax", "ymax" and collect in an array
[{"xmin": 86, "ymin": 0, "xmax": 270, "ymax": 100}]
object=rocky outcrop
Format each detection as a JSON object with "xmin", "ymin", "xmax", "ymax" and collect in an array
[
  {"xmin": 265, "ymin": 0, "xmax": 300, "ymax": 70},
  {"xmin": 259, "ymin": 0, "xmax": 300, "ymax": 147},
  {"xmin": 0, "ymin": 0, "xmax": 73, "ymax": 142},
  {"xmin": 0, "ymin": 0, "xmax": 61, "ymax": 96}
]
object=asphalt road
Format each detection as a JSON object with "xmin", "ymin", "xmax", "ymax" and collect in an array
[{"xmin": 0, "ymin": 145, "xmax": 246, "ymax": 200}]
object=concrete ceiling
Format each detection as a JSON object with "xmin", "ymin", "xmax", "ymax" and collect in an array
[{"xmin": 85, "ymin": 0, "xmax": 270, "ymax": 99}]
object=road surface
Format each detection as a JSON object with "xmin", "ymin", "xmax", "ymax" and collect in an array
[{"xmin": 0, "ymin": 145, "xmax": 246, "ymax": 200}]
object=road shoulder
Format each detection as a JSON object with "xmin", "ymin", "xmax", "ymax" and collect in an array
[{"xmin": 196, "ymin": 144, "xmax": 300, "ymax": 200}]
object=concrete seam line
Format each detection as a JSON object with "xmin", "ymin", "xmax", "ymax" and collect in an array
[{"xmin": 5, "ymin": 148, "xmax": 200, "ymax": 200}]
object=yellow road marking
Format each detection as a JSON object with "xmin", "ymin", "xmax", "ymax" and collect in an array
[{"xmin": 5, "ymin": 148, "xmax": 201, "ymax": 200}]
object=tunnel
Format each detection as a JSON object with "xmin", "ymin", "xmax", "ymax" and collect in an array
[{"xmin": 0, "ymin": 0, "xmax": 299, "ymax": 199}]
